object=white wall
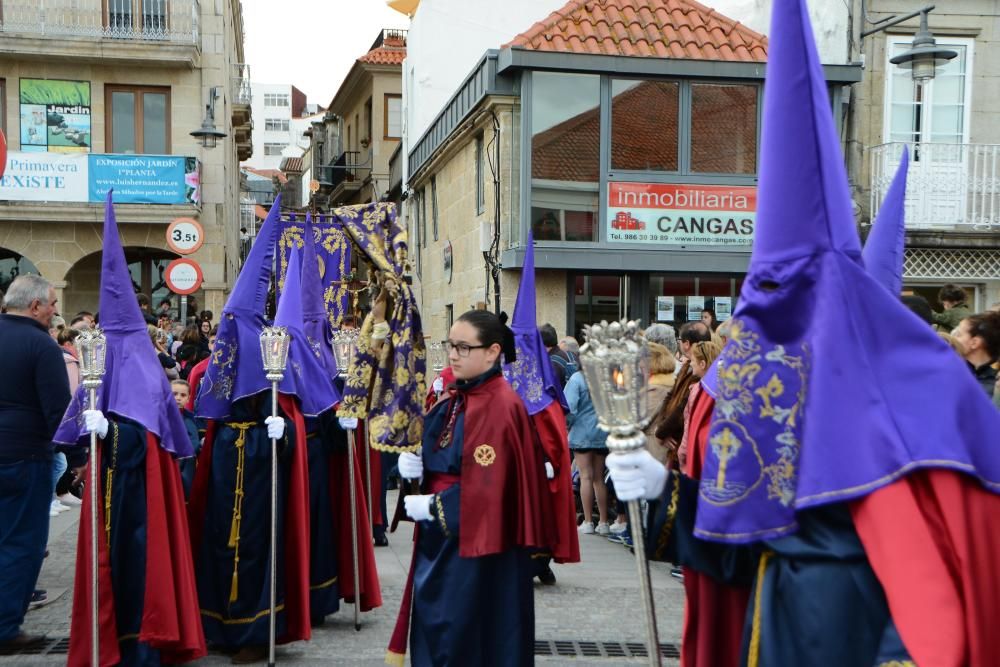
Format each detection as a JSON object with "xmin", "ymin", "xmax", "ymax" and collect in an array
[{"xmin": 245, "ymin": 82, "xmax": 296, "ymax": 170}]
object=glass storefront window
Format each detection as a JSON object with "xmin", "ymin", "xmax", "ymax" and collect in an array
[
  {"xmin": 611, "ymin": 79, "xmax": 679, "ymax": 171},
  {"xmin": 647, "ymin": 273, "xmax": 743, "ymax": 328},
  {"xmin": 690, "ymin": 83, "xmax": 758, "ymax": 175},
  {"xmin": 530, "ymin": 72, "xmax": 600, "ymax": 242}
]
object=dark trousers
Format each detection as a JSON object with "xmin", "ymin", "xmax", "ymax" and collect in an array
[{"xmin": 0, "ymin": 459, "xmax": 52, "ymax": 640}]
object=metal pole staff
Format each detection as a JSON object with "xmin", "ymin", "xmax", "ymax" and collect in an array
[
  {"xmin": 260, "ymin": 326, "xmax": 290, "ymax": 667},
  {"xmin": 75, "ymin": 328, "xmax": 107, "ymax": 667},
  {"xmin": 332, "ymin": 330, "xmax": 362, "ymax": 631},
  {"xmin": 362, "ymin": 421, "xmax": 372, "ymax": 529}
]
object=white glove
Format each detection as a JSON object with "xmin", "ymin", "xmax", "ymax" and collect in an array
[
  {"xmin": 398, "ymin": 451, "xmax": 423, "ymax": 480},
  {"xmin": 432, "ymin": 377, "xmax": 444, "ymax": 393},
  {"xmin": 83, "ymin": 410, "xmax": 109, "ymax": 439},
  {"xmin": 404, "ymin": 494, "xmax": 434, "ymax": 522},
  {"xmin": 606, "ymin": 450, "xmax": 669, "ymax": 501},
  {"xmin": 544, "ymin": 462, "xmax": 555, "ymax": 479},
  {"xmin": 264, "ymin": 416, "xmax": 286, "ymax": 440},
  {"xmin": 338, "ymin": 417, "xmax": 358, "ymax": 431}
]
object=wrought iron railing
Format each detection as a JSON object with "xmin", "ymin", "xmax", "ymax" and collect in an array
[
  {"xmin": 870, "ymin": 142, "xmax": 1000, "ymax": 230},
  {"xmin": 232, "ymin": 63, "xmax": 252, "ymax": 105},
  {"xmin": 328, "ymin": 151, "xmax": 369, "ymax": 191},
  {"xmin": 0, "ymin": 0, "xmax": 200, "ymax": 43}
]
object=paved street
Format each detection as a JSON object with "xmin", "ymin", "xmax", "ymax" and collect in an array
[{"xmin": 11, "ymin": 491, "xmax": 684, "ymax": 665}]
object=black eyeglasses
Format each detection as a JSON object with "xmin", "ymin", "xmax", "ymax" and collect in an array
[{"xmin": 446, "ymin": 341, "xmax": 489, "ymax": 357}]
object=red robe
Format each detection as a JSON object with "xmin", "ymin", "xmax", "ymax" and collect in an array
[
  {"xmin": 531, "ymin": 401, "xmax": 580, "ymax": 563},
  {"xmin": 851, "ymin": 469, "xmax": 1000, "ymax": 667},
  {"xmin": 680, "ymin": 385, "xmax": 750, "ymax": 667},
  {"xmin": 68, "ymin": 432, "xmax": 206, "ymax": 667},
  {"xmin": 187, "ymin": 394, "xmax": 312, "ymax": 644},
  {"xmin": 184, "ymin": 357, "xmax": 210, "ymax": 412},
  {"xmin": 329, "ymin": 426, "xmax": 382, "ymax": 611}
]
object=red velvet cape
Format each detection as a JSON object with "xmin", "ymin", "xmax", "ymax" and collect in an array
[
  {"xmin": 531, "ymin": 401, "xmax": 580, "ymax": 563},
  {"xmin": 184, "ymin": 357, "xmax": 210, "ymax": 412},
  {"xmin": 456, "ymin": 373, "xmax": 549, "ymax": 557},
  {"xmin": 681, "ymin": 386, "xmax": 750, "ymax": 667},
  {"xmin": 186, "ymin": 394, "xmax": 312, "ymax": 644},
  {"xmin": 852, "ymin": 469, "xmax": 1000, "ymax": 667},
  {"xmin": 329, "ymin": 426, "xmax": 382, "ymax": 611},
  {"xmin": 68, "ymin": 431, "xmax": 206, "ymax": 667}
]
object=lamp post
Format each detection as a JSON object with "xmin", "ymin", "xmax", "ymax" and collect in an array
[
  {"xmin": 332, "ymin": 328, "xmax": 362, "ymax": 631},
  {"xmin": 259, "ymin": 326, "xmax": 290, "ymax": 667},
  {"xmin": 579, "ymin": 319, "xmax": 661, "ymax": 667},
  {"xmin": 75, "ymin": 327, "xmax": 107, "ymax": 667},
  {"xmin": 190, "ymin": 86, "xmax": 227, "ymax": 149},
  {"xmin": 862, "ymin": 5, "xmax": 957, "ymax": 83}
]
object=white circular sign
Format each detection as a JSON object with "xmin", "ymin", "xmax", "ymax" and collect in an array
[
  {"xmin": 165, "ymin": 258, "xmax": 203, "ymax": 295},
  {"xmin": 166, "ymin": 218, "xmax": 205, "ymax": 255}
]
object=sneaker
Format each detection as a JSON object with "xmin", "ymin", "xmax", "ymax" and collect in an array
[
  {"xmin": 50, "ymin": 500, "xmax": 69, "ymax": 514},
  {"xmin": 578, "ymin": 522, "xmax": 595, "ymax": 535},
  {"xmin": 537, "ymin": 565, "xmax": 557, "ymax": 586},
  {"xmin": 28, "ymin": 589, "xmax": 47, "ymax": 610},
  {"xmin": 610, "ymin": 522, "xmax": 628, "ymax": 535},
  {"xmin": 670, "ymin": 566, "xmax": 684, "ymax": 581},
  {"xmin": 49, "ymin": 506, "xmax": 61, "ymax": 517},
  {"xmin": 58, "ymin": 493, "xmax": 82, "ymax": 507},
  {"xmin": 595, "ymin": 522, "xmax": 611, "ymax": 536}
]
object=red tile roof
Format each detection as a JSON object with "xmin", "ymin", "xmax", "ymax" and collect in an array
[
  {"xmin": 506, "ymin": 0, "xmax": 768, "ymax": 62},
  {"xmin": 244, "ymin": 167, "xmax": 288, "ymax": 185},
  {"xmin": 280, "ymin": 157, "xmax": 304, "ymax": 173},
  {"xmin": 358, "ymin": 38, "xmax": 407, "ymax": 66}
]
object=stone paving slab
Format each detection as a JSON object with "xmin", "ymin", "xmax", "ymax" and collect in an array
[{"xmin": 10, "ymin": 492, "xmax": 684, "ymax": 665}]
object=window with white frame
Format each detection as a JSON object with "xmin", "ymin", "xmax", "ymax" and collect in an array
[
  {"xmin": 264, "ymin": 93, "xmax": 289, "ymax": 108},
  {"xmin": 265, "ymin": 118, "xmax": 289, "ymax": 132},
  {"xmin": 884, "ymin": 36, "xmax": 973, "ymax": 145},
  {"xmin": 264, "ymin": 143, "xmax": 285, "ymax": 156}
]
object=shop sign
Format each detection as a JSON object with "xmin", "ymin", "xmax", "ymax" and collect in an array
[
  {"xmin": 0, "ymin": 151, "xmax": 200, "ymax": 205},
  {"xmin": 19, "ymin": 79, "xmax": 92, "ymax": 153},
  {"xmin": 607, "ymin": 182, "xmax": 756, "ymax": 247}
]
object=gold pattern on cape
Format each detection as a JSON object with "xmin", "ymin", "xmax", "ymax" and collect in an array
[
  {"xmin": 103, "ymin": 422, "xmax": 120, "ymax": 547},
  {"xmin": 653, "ymin": 474, "xmax": 681, "ymax": 560},
  {"xmin": 279, "ymin": 222, "xmax": 351, "ymax": 329},
  {"xmin": 710, "ymin": 427, "xmax": 741, "ymax": 490},
  {"xmin": 225, "ymin": 421, "xmax": 255, "ymax": 604},
  {"xmin": 434, "ymin": 494, "xmax": 449, "ymax": 537},
  {"xmin": 473, "ymin": 444, "xmax": 496, "ymax": 467}
]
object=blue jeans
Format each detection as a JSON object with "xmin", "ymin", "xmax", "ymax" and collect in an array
[
  {"xmin": 0, "ymin": 459, "xmax": 52, "ymax": 641},
  {"xmin": 51, "ymin": 452, "xmax": 67, "ymax": 498}
]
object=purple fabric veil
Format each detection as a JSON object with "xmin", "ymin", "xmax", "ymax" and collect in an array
[
  {"xmin": 195, "ymin": 196, "xmax": 281, "ymax": 420},
  {"xmin": 54, "ymin": 192, "xmax": 192, "ymax": 457},
  {"xmin": 502, "ymin": 231, "xmax": 567, "ymax": 415},
  {"xmin": 694, "ymin": 0, "xmax": 1000, "ymax": 544},
  {"xmin": 862, "ymin": 147, "xmax": 909, "ymax": 295},
  {"xmin": 300, "ymin": 214, "xmax": 342, "ymax": 384},
  {"xmin": 274, "ymin": 246, "xmax": 339, "ymax": 417}
]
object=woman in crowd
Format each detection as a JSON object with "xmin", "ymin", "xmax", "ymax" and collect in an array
[
  {"xmin": 148, "ymin": 324, "xmax": 179, "ymax": 381},
  {"xmin": 393, "ymin": 309, "xmax": 548, "ymax": 666},
  {"xmin": 564, "ymin": 360, "xmax": 611, "ymax": 536}
]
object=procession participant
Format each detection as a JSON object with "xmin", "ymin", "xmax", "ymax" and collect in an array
[
  {"xmin": 293, "ymin": 219, "xmax": 381, "ymax": 624},
  {"xmin": 187, "ymin": 197, "xmax": 311, "ymax": 664},
  {"xmin": 502, "ymin": 232, "xmax": 579, "ymax": 584},
  {"xmin": 608, "ymin": 1, "xmax": 1000, "ymax": 665},
  {"xmin": 55, "ymin": 193, "xmax": 205, "ymax": 666},
  {"xmin": 388, "ymin": 310, "xmax": 549, "ymax": 666}
]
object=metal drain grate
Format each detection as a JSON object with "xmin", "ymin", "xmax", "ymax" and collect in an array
[
  {"xmin": 535, "ymin": 639, "xmax": 680, "ymax": 659},
  {"xmin": 0, "ymin": 636, "xmax": 70, "ymax": 656}
]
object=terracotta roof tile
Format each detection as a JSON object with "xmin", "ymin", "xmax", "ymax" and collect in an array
[
  {"xmin": 358, "ymin": 44, "xmax": 407, "ymax": 66},
  {"xmin": 280, "ymin": 157, "xmax": 304, "ymax": 173},
  {"xmin": 244, "ymin": 167, "xmax": 288, "ymax": 185},
  {"xmin": 505, "ymin": 0, "xmax": 767, "ymax": 62}
]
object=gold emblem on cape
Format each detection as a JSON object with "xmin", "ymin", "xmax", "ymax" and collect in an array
[{"xmin": 473, "ymin": 444, "xmax": 496, "ymax": 467}]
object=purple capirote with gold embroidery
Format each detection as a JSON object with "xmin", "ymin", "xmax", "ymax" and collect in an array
[
  {"xmin": 694, "ymin": 0, "xmax": 1000, "ymax": 544},
  {"xmin": 502, "ymin": 230, "xmax": 567, "ymax": 416}
]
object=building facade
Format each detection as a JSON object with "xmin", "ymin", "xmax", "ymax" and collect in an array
[
  {"xmin": 848, "ymin": 0, "xmax": 1000, "ymax": 311},
  {"xmin": 243, "ymin": 82, "xmax": 310, "ymax": 171},
  {"xmin": 0, "ymin": 0, "xmax": 252, "ymax": 318},
  {"xmin": 404, "ymin": 0, "xmax": 860, "ymax": 340}
]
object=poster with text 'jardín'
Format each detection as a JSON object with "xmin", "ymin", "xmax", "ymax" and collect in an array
[{"xmin": 19, "ymin": 79, "xmax": 91, "ymax": 153}]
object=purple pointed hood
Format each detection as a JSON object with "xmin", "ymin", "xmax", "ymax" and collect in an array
[
  {"xmin": 862, "ymin": 148, "xmax": 909, "ymax": 295},
  {"xmin": 502, "ymin": 231, "xmax": 568, "ymax": 415},
  {"xmin": 695, "ymin": 0, "xmax": 1000, "ymax": 544},
  {"xmin": 274, "ymin": 246, "xmax": 340, "ymax": 416},
  {"xmin": 196, "ymin": 196, "xmax": 281, "ymax": 419},
  {"xmin": 54, "ymin": 192, "xmax": 193, "ymax": 457},
  {"xmin": 300, "ymin": 214, "xmax": 341, "ymax": 383}
]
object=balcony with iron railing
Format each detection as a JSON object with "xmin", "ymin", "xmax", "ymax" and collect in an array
[
  {"xmin": 231, "ymin": 63, "xmax": 253, "ymax": 160},
  {"xmin": 323, "ymin": 150, "xmax": 371, "ymax": 204},
  {"xmin": 0, "ymin": 0, "xmax": 201, "ymax": 65},
  {"xmin": 870, "ymin": 142, "xmax": 1000, "ymax": 231}
]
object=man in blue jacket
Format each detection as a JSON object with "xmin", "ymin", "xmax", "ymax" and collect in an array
[{"xmin": 0, "ymin": 274, "xmax": 71, "ymax": 648}]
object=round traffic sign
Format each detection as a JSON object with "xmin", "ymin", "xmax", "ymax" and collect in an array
[
  {"xmin": 165, "ymin": 258, "xmax": 203, "ymax": 295},
  {"xmin": 166, "ymin": 217, "xmax": 205, "ymax": 255}
]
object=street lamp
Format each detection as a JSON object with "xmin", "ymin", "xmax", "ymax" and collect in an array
[
  {"xmin": 190, "ymin": 86, "xmax": 227, "ymax": 149},
  {"xmin": 862, "ymin": 5, "xmax": 956, "ymax": 83}
]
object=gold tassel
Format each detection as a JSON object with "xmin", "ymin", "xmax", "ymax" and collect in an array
[
  {"xmin": 748, "ymin": 551, "xmax": 773, "ymax": 667},
  {"xmin": 225, "ymin": 422, "xmax": 254, "ymax": 604}
]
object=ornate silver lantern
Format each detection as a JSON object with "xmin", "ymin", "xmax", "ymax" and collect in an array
[
  {"xmin": 332, "ymin": 329, "xmax": 360, "ymax": 378},
  {"xmin": 578, "ymin": 319, "xmax": 651, "ymax": 453},
  {"xmin": 427, "ymin": 340, "xmax": 447, "ymax": 375},
  {"xmin": 75, "ymin": 327, "xmax": 108, "ymax": 390},
  {"xmin": 259, "ymin": 326, "xmax": 291, "ymax": 383}
]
